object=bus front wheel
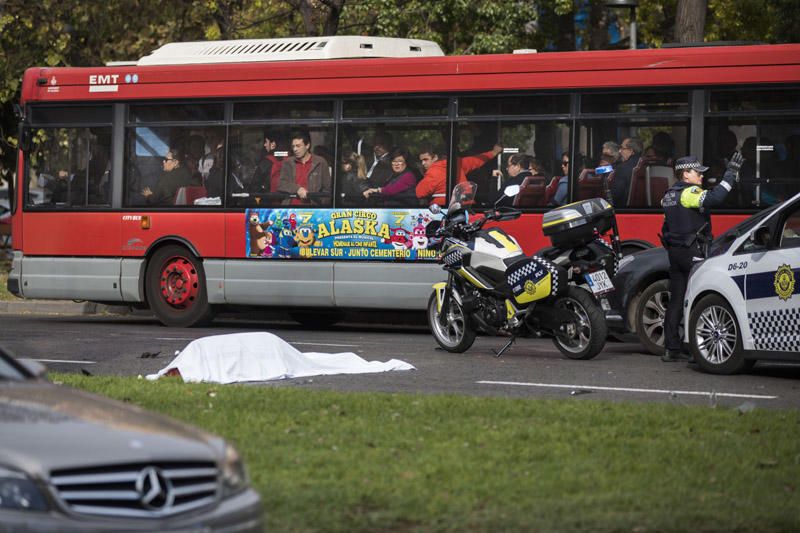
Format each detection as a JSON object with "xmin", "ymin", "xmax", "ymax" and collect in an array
[{"xmin": 146, "ymin": 245, "xmax": 214, "ymax": 327}]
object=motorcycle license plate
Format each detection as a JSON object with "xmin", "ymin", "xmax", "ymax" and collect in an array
[{"xmin": 584, "ymin": 270, "xmax": 614, "ymax": 295}]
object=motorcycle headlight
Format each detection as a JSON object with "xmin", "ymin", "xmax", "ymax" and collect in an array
[
  {"xmin": 0, "ymin": 466, "xmax": 48, "ymax": 512},
  {"xmin": 221, "ymin": 444, "xmax": 249, "ymax": 498}
]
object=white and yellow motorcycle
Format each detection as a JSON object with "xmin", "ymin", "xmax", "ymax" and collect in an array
[{"xmin": 427, "ymin": 182, "xmax": 609, "ymax": 360}]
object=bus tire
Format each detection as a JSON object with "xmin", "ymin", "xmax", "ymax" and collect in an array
[{"xmin": 146, "ymin": 245, "xmax": 214, "ymax": 327}]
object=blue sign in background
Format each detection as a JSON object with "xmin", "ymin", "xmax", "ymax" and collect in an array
[{"xmin": 245, "ymin": 208, "xmax": 442, "ymax": 261}]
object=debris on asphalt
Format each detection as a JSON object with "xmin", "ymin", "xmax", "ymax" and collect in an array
[
  {"xmin": 737, "ymin": 401, "xmax": 756, "ymax": 414},
  {"xmin": 139, "ymin": 351, "xmax": 161, "ymax": 359},
  {"xmin": 570, "ymin": 389, "xmax": 592, "ymax": 396}
]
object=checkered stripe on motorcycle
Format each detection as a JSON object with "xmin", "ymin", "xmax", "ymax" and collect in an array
[
  {"xmin": 507, "ymin": 256, "xmax": 560, "ymax": 295},
  {"xmin": 595, "ymin": 238, "xmax": 618, "ymax": 276},
  {"xmin": 442, "ymin": 248, "xmax": 463, "ymax": 267},
  {"xmin": 748, "ymin": 308, "xmax": 800, "ymax": 352}
]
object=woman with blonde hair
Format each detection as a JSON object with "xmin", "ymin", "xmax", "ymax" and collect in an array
[{"xmin": 340, "ymin": 150, "xmax": 369, "ymax": 203}]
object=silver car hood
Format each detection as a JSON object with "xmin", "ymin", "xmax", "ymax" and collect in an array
[{"xmin": 0, "ymin": 381, "xmax": 222, "ymax": 479}]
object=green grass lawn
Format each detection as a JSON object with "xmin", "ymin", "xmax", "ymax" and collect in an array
[{"xmin": 56, "ymin": 374, "xmax": 800, "ymax": 532}]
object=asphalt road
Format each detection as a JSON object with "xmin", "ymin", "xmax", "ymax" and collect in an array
[{"xmin": 1, "ymin": 311, "xmax": 799, "ymax": 409}]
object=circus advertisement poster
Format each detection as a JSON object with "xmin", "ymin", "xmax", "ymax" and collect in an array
[{"xmin": 245, "ymin": 208, "xmax": 442, "ymax": 261}]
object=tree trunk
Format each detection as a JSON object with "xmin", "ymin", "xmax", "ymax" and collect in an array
[
  {"xmin": 675, "ymin": 0, "xmax": 707, "ymax": 43},
  {"xmin": 588, "ymin": 1, "xmax": 609, "ymax": 51}
]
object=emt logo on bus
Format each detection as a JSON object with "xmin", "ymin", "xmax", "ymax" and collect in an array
[{"xmin": 89, "ymin": 74, "xmax": 120, "ymax": 93}]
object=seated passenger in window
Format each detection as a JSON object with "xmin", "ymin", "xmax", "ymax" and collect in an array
[
  {"xmin": 278, "ymin": 131, "xmax": 331, "ymax": 206},
  {"xmin": 363, "ymin": 148, "xmax": 418, "ymax": 207},
  {"xmin": 251, "ymin": 132, "xmax": 283, "ymax": 195},
  {"xmin": 340, "ymin": 151, "xmax": 369, "ymax": 203},
  {"xmin": 493, "ymin": 153, "xmax": 534, "ymax": 207},
  {"xmin": 416, "ymin": 143, "xmax": 503, "ymax": 206},
  {"xmin": 46, "ymin": 168, "xmax": 74, "ymax": 205},
  {"xmin": 142, "ymin": 147, "xmax": 196, "ymax": 205},
  {"xmin": 611, "ymin": 137, "xmax": 643, "ymax": 207}
]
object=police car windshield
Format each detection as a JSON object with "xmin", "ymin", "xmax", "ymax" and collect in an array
[{"xmin": 708, "ymin": 203, "xmax": 782, "ymax": 257}]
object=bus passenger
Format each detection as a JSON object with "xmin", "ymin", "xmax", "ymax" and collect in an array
[
  {"xmin": 142, "ymin": 148, "xmax": 194, "ymax": 205},
  {"xmin": 278, "ymin": 131, "xmax": 331, "ymax": 205},
  {"xmin": 252, "ymin": 132, "xmax": 283, "ymax": 194},
  {"xmin": 363, "ymin": 148, "xmax": 417, "ymax": 206},
  {"xmin": 612, "ymin": 137, "xmax": 642, "ymax": 207},
  {"xmin": 494, "ymin": 153, "xmax": 534, "ymax": 207},
  {"xmin": 366, "ymin": 133, "xmax": 393, "ymax": 188},
  {"xmin": 416, "ymin": 144, "xmax": 503, "ymax": 206},
  {"xmin": 340, "ymin": 151, "xmax": 369, "ymax": 202}
]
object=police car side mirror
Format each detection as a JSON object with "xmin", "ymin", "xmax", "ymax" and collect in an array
[{"xmin": 752, "ymin": 226, "xmax": 772, "ymax": 248}]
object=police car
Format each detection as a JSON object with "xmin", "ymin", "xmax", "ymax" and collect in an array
[{"xmin": 684, "ymin": 192, "xmax": 800, "ymax": 374}]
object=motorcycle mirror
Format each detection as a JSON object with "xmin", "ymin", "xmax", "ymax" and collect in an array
[
  {"xmin": 429, "ymin": 203, "xmax": 441, "ymax": 215},
  {"xmin": 504, "ymin": 184, "xmax": 521, "ymax": 197}
]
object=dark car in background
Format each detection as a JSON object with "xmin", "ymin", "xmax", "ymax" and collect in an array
[{"xmin": 0, "ymin": 347, "xmax": 262, "ymax": 532}]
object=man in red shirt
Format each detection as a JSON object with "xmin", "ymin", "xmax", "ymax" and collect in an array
[
  {"xmin": 278, "ymin": 132, "xmax": 331, "ymax": 206},
  {"xmin": 416, "ymin": 143, "xmax": 503, "ymax": 206}
]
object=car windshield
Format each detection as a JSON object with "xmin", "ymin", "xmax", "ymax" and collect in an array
[
  {"xmin": 0, "ymin": 350, "xmax": 27, "ymax": 381},
  {"xmin": 708, "ymin": 202, "xmax": 783, "ymax": 257}
]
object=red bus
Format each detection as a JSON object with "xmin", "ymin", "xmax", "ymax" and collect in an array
[{"xmin": 8, "ymin": 36, "xmax": 800, "ymax": 326}]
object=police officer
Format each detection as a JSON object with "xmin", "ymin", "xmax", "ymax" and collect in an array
[{"xmin": 660, "ymin": 152, "xmax": 743, "ymax": 362}]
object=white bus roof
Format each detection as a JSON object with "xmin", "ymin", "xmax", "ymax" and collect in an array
[{"xmin": 135, "ymin": 36, "xmax": 444, "ymax": 66}]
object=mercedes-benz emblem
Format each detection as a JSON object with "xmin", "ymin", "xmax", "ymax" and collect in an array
[{"xmin": 135, "ymin": 466, "xmax": 174, "ymax": 511}]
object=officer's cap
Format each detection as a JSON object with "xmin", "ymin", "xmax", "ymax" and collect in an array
[{"xmin": 675, "ymin": 156, "xmax": 709, "ymax": 173}]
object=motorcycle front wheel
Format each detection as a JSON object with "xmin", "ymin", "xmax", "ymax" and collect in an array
[
  {"xmin": 427, "ymin": 292, "xmax": 477, "ymax": 353},
  {"xmin": 552, "ymin": 286, "xmax": 608, "ymax": 360}
]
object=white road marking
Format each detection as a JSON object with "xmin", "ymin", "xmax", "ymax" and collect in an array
[
  {"xmin": 291, "ymin": 342, "xmax": 359, "ymax": 348},
  {"xmin": 33, "ymin": 359, "xmax": 96, "ymax": 365},
  {"xmin": 477, "ymin": 381, "xmax": 778, "ymax": 400}
]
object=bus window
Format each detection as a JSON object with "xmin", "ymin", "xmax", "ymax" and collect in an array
[
  {"xmin": 26, "ymin": 127, "xmax": 112, "ymax": 208},
  {"xmin": 124, "ymin": 125, "xmax": 226, "ymax": 207},
  {"xmin": 705, "ymin": 118, "xmax": 800, "ymax": 209},
  {"xmin": 458, "ymin": 120, "xmax": 569, "ymax": 209},
  {"xmin": 227, "ymin": 125, "xmax": 334, "ymax": 208},
  {"xmin": 576, "ymin": 120, "xmax": 688, "ymax": 209},
  {"xmin": 337, "ymin": 121, "xmax": 449, "ymax": 208}
]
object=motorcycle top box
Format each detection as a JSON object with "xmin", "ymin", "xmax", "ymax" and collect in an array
[{"xmin": 542, "ymin": 198, "xmax": 615, "ymax": 248}]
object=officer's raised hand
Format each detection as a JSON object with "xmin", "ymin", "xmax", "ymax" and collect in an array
[{"xmin": 725, "ymin": 151, "xmax": 744, "ymax": 182}]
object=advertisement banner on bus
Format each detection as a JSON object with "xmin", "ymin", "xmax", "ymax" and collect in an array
[{"xmin": 245, "ymin": 208, "xmax": 443, "ymax": 261}]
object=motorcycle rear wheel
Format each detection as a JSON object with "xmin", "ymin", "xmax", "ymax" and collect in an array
[
  {"xmin": 427, "ymin": 292, "xmax": 477, "ymax": 353},
  {"xmin": 552, "ymin": 286, "xmax": 607, "ymax": 360}
]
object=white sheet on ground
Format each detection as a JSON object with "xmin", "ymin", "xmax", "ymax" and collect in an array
[{"xmin": 145, "ymin": 332, "xmax": 415, "ymax": 384}]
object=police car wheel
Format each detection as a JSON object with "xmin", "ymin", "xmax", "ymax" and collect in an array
[{"xmin": 688, "ymin": 294, "xmax": 748, "ymax": 375}]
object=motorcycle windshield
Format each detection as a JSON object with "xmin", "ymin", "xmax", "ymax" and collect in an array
[{"xmin": 448, "ymin": 181, "xmax": 477, "ymax": 211}]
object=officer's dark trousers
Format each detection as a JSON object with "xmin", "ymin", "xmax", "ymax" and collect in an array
[{"xmin": 664, "ymin": 245, "xmax": 702, "ymax": 352}]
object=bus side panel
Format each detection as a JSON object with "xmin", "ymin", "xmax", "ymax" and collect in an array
[
  {"xmin": 22, "ymin": 212, "xmax": 120, "ymax": 256},
  {"xmin": 20, "ymin": 256, "xmax": 122, "ymax": 300},
  {"xmin": 121, "ymin": 212, "xmax": 226, "ymax": 258},
  {"xmin": 333, "ymin": 262, "xmax": 445, "ymax": 310},
  {"xmin": 224, "ymin": 260, "xmax": 334, "ymax": 307}
]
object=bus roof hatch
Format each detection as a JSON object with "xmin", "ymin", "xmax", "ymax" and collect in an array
[{"xmin": 136, "ymin": 36, "xmax": 444, "ymax": 66}]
